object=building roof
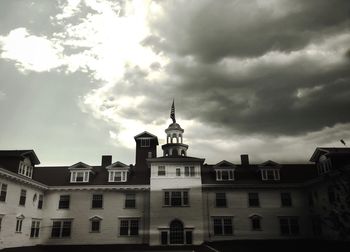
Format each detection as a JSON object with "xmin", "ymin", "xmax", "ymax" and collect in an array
[
  {"xmin": 33, "ymin": 165, "xmax": 149, "ymax": 186},
  {"xmin": 310, "ymin": 147, "xmax": 350, "ymax": 162},
  {"xmin": 0, "ymin": 150, "xmax": 40, "ymax": 165},
  {"xmin": 147, "ymin": 156, "xmax": 205, "ymax": 163},
  {"xmin": 201, "ymin": 163, "xmax": 316, "ymax": 186}
]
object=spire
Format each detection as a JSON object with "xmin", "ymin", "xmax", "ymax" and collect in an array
[{"xmin": 170, "ymin": 99, "xmax": 176, "ymax": 123}]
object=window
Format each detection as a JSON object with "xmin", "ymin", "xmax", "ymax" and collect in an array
[
  {"xmin": 51, "ymin": 220, "xmax": 72, "ymax": 238},
  {"xmin": 119, "ymin": 219, "xmax": 139, "ymax": 236},
  {"xmin": 90, "ymin": 217, "xmax": 102, "ymax": 233},
  {"xmin": 108, "ymin": 171, "xmax": 128, "ymax": 182},
  {"xmin": 279, "ymin": 217, "xmax": 299, "ymax": 235},
  {"xmin": 58, "ymin": 195, "xmax": 70, "ymax": 209},
  {"xmin": 281, "ymin": 192, "xmax": 292, "ymax": 207},
  {"xmin": 215, "ymin": 193, "xmax": 227, "ymax": 207},
  {"xmin": 38, "ymin": 195, "xmax": 43, "ymax": 209},
  {"xmin": 250, "ymin": 215, "xmax": 262, "ymax": 231},
  {"xmin": 30, "ymin": 220, "xmax": 40, "ymax": 238},
  {"xmin": 18, "ymin": 161, "xmax": 33, "ymax": 178},
  {"xmin": 140, "ymin": 138, "xmax": 150, "ymax": 147},
  {"xmin": 0, "ymin": 183, "xmax": 7, "ymax": 202},
  {"xmin": 19, "ymin": 189, "xmax": 26, "ymax": 206},
  {"xmin": 164, "ymin": 190, "xmax": 189, "ymax": 207},
  {"xmin": 16, "ymin": 218, "xmax": 23, "ymax": 233},
  {"xmin": 92, "ymin": 194, "xmax": 103, "ymax": 209},
  {"xmin": 311, "ymin": 216, "xmax": 322, "ymax": 236},
  {"xmin": 261, "ymin": 169, "xmax": 280, "ymax": 181},
  {"xmin": 125, "ymin": 193, "xmax": 136, "ymax": 208},
  {"xmin": 248, "ymin": 193, "xmax": 260, "ymax": 207},
  {"xmin": 213, "ymin": 217, "xmax": 233, "ymax": 235},
  {"xmin": 176, "ymin": 168, "xmax": 181, "ymax": 176},
  {"xmin": 158, "ymin": 166, "xmax": 166, "ymax": 176},
  {"xmin": 70, "ymin": 171, "xmax": 89, "ymax": 183},
  {"xmin": 328, "ymin": 186, "xmax": 336, "ymax": 204},
  {"xmin": 184, "ymin": 166, "xmax": 195, "ymax": 177},
  {"xmin": 317, "ymin": 156, "xmax": 331, "ymax": 175},
  {"xmin": 148, "ymin": 151, "xmax": 153, "ymax": 158},
  {"xmin": 215, "ymin": 169, "xmax": 234, "ymax": 181}
]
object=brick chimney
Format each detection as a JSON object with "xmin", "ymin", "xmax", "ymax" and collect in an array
[
  {"xmin": 101, "ymin": 155, "xmax": 112, "ymax": 167},
  {"xmin": 241, "ymin": 154, "xmax": 249, "ymax": 167}
]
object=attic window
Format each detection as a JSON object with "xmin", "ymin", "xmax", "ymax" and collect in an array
[
  {"xmin": 108, "ymin": 171, "xmax": 128, "ymax": 182},
  {"xmin": 216, "ymin": 169, "xmax": 234, "ymax": 181},
  {"xmin": 317, "ymin": 155, "xmax": 331, "ymax": 175},
  {"xmin": 140, "ymin": 138, "xmax": 150, "ymax": 147},
  {"xmin": 18, "ymin": 160, "xmax": 33, "ymax": 179},
  {"xmin": 70, "ymin": 171, "xmax": 90, "ymax": 183},
  {"xmin": 261, "ymin": 169, "xmax": 280, "ymax": 181}
]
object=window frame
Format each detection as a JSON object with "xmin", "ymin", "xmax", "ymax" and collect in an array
[
  {"xmin": 58, "ymin": 195, "xmax": 70, "ymax": 209},
  {"xmin": 92, "ymin": 194, "xmax": 103, "ymax": 209},
  {"xmin": 19, "ymin": 189, "xmax": 26, "ymax": 206},
  {"xmin": 38, "ymin": 194, "xmax": 44, "ymax": 209},
  {"xmin": 261, "ymin": 169, "xmax": 280, "ymax": 181},
  {"xmin": 51, "ymin": 219, "xmax": 72, "ymax": 238},
  {"xmin": 158, "ymin": 166, "xmax": 166, "ymax": 176},
  {"xmin": 140, "ymin": 138, "xmax": 150, "ymax": 147},
  {"xmin": 215, "ymin": 169, "xmax": 234, "ymax": 181},
  {"xmin": 212, "ymin": 217, "xmax": 233, "ymax": 236},
  {"xmin": 30, "ymin": 220, "xmax": 40, "ymax": 238},
  {"xmin": 281, "ymin": 192, "xmax": 292, "ymax": 207},
  {"xmin": 250, "ymin": 215, "xmax": 262, "ymax": 231},
  {"xmin": 279, "ymin": 216, "xmax": 299, "ymax": 236},
  {"xmin": 125, "ymin": 193, "xmax": 136, "ymax": 209},
  {"xmin": 108, "ymin": 170, "xmax": 128, "ymax": 182},
  {"xmin": 215, "ymin": 192, "xmax": 227, "ymax": 208},
  {"xmin": 15, "ymin": 218, "xmax": 24, "ymax": 233},
  {"xmin": 119, "ymin": 218, "xmax": 139, "ymax": 236},
  {"xmin": 248, "ymin": 192, "xmax": 260, "ymax": 207},
  {"xmin": 163, "ymin": 190, "xmax": 189, "ymax": 207},
  {"xmin": 0, "ymin": 183, "xmax": 7, "ymax": 202}
]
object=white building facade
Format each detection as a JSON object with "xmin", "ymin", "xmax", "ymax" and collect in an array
[{"xmin": 0, "ymin": 110, "xmax": 349, "ymax": 250}]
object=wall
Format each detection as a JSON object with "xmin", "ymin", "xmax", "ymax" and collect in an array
[
  {"xmin": 0, "ymin": 177, "xmax": 45, "ymax": 250},
  {"xmin": 149, "ymin": 162, "xmax": 204, "ymax": 245},
  {"xmin": 202, "ymin": 188, "xmax": 311, "ymax": 241}
]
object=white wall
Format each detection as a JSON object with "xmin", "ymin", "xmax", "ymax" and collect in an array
[
  {"xmin": 40, "ymin": 189, "xmax": 149, "ymax": 245},
  {"xmin": 0, "ymin": 178, "xmax": 45, "ymax": 250},
  {"xmin": 202, "ymin": 188, "xmax": 311, "ymax": 241},
  {"xmin": 149, "ymin": 162, "xmax": 204, "ymax": 245}
]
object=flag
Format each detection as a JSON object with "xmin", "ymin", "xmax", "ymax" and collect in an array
[
  {"xmin": 340, "ymin": 139, "xmax": 346, "ymax": 146},
  {"xmin": 170, "ymin": 99, "xmax": 176, "ymax": 123}
]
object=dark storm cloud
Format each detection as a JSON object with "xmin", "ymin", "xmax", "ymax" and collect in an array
[
  {"xmin": 141, "ymin": 0, "xmax": 350, "ymax": 137},
  {"xmin": 149, "ymin": 0, "xmax": 350, "ymax": 61}
]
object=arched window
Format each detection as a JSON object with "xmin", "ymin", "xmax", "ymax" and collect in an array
[{"xmin": 169, "ymin": 219, "xmax": 184, "ymax": 244}]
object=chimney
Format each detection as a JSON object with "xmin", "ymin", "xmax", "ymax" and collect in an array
[
  {"xmin": 241, "ymin": 154, "xmax": 249, "ymax": 166},
  {"xmin": 101, "ymin": 155, "xmax": 112, "ymax": 167}
]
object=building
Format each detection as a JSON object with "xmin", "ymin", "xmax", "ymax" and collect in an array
[{"xmin": 0, "ymin": 104, "xmax": 349, "ymax": 250}]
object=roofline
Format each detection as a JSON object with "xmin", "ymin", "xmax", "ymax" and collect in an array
[
  {"xmin": 202, "ymin": 183, "xmax": 304, "ymax": 189},
  {"xmin": 47, "ymin": 185, "xmax": 150, "ymax": 191},
  {"xmin": 0, "ymin": 167, "xmax": 48, "ymax": 190}
]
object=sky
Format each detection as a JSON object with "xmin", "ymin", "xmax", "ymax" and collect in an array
[{"xmin": 0, "ymin": 0, "xmax": 350, "ymax": 166}]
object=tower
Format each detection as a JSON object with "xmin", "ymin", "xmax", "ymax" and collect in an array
[
  {"xmin": 134, "ymin": 131, "xmax": 158, "ymax": 171},
  {"xmin": 162, "ymin": 100, "xmax": 188, "ymax": 157}
]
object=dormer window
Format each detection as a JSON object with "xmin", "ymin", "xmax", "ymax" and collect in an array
[
  {"xmin": 259, "ymin": 160, "xmax": 280, "ymax": 181},
  {"xmin": 106, "ymin": 161, "xmax": 129, "ymax": 183},
  {"xmin": 18, "ymin": 158, "xmax": 33, "ymax": 178},
  {"xmin": 109, "ymin": 171, "xmax": 128, "ymax": 182},
  {"xmin": 317, "ymin": 155, "xmax": 331, "ymax": 175},
  {"xmin": 70, "ymin": 171, "xmax": 90, "ymax": 183},
  {"xmin": 261, "ymin": 169, "xmax": 280, "ymax": 181},
  {"xmin": 68, "ymin": 162, "xmax": 94, "ymax": 183},
  {"xmin": 216, "ymin": 169, "xmax": 235, "ymax": 181}
]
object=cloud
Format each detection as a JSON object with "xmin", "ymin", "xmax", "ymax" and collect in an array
[
  {"xmin": 1, "ymin": 0, "xmax": 350, "ymax": 164},
  {"xmin": 0, "ymin": 28, "xmax": 64, "ymax": 72}
]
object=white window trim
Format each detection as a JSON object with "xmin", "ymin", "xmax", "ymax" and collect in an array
[
  {"xmin": 140, "ymin": 138, "xmax": 151, "ymax": 147},
  {"xmin": 108, "ymin": 170, "xmax": 128, "ymax": 182},
  {"xmin": 119, "ymin": 218, "xmax": 140, "ymax": 236},
  {"xmin": 18, "ymin": 161, "xmax": 33, "ymax": 179},
  {"xmin": 70, "ymin": 170, "xmax": 90, "ymax": 183},
  {"xmin": 157, "ymin": 166, "xmax": 166, "ymax": 176},
  {"xmin": 212, "ymin": 216, "xmax": 234, "ymax": 236},
  {"xmin": 163, "ymin": 190, "xmax": 189, "ymax": 207},
  {"xmin": 261, "ymin": 169, "xmax": 280, "ymax": 181},
  {"xmin": 215, "ymin": 169, "xmax": 235, "ymax": 181}
]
